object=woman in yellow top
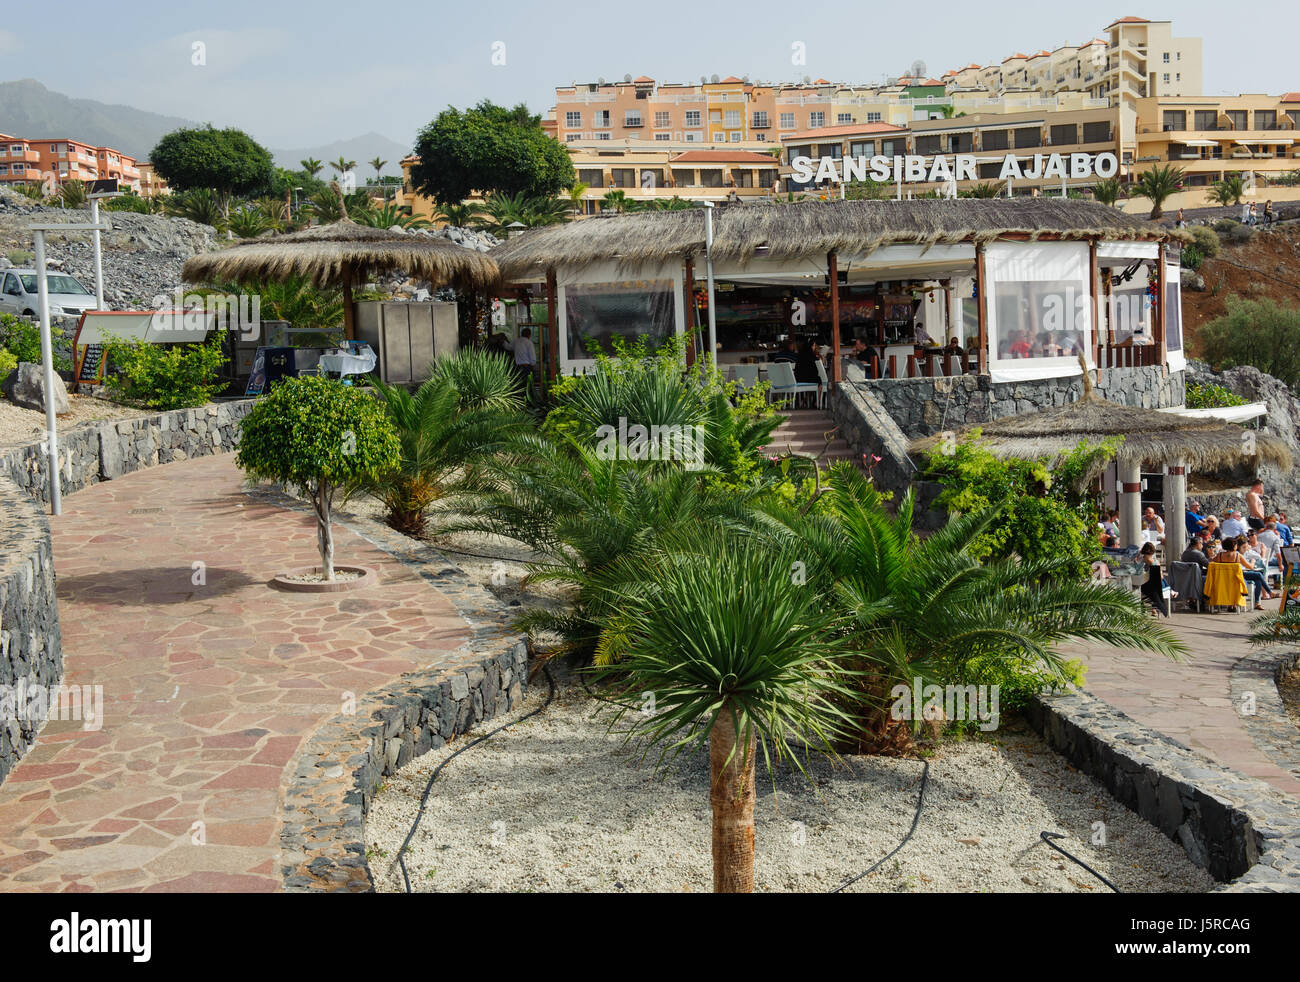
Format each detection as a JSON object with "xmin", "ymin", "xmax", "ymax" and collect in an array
[{"xmin": 1214, "ymin": 536, "xmax": 1272, "ymax": 605}]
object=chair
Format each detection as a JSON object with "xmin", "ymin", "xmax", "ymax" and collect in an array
[
  {"xmin": 1168, "ymin": 561, "xmax": 1203, "ymax": 613},
  {"xmin": 729, "ymin": 364, "xmax": 760, "ymax": 393},
  {"xmin": 1203, "ymin": 562, "xmax": 1248, "ymax": 613},
  {"xmin": 814, "ymin": 358, "xmax": 829, "ymax": 409},
  {"xmin": 767, "ymin": 362, "xmax": 819, "ymax": 408}
]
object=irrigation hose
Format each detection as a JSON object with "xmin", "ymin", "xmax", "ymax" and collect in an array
[
  {"xmin": 396, "ymin": 663, "xmax": 557, "ymax": 893},
  {"xmin": 392, "ymin": 673, "xmax": 1120, "ymax": 895},
  {"xmin": 1039, "ymin": 831, "xmax": 1122, "ymax": 893}
]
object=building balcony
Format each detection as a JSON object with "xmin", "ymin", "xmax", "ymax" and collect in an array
[{"xmin": 0, "ymin": 149, "xmax": 40, "ymax": 163}]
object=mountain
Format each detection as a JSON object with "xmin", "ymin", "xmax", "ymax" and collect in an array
[
  {"xmin": 270, "ymin": 133, "xmax": 411, "ymax": 179},
  {"xmin": 0, "ymin": 78, "xmax": 196, "ymax": 160},
  {"xmin": 0, "ymin": 79, "xmax": 410, "ymax": 177}
]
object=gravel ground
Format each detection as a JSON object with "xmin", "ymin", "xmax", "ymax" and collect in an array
[
  {"xmin": 0, "ymin": 392, "xmax": 149, "ymax": 447},
  {"xmin": 366, "ymin": 677, "xmax": 1217, "ymax": 894}
]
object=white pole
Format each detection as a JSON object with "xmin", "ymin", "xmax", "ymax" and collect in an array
[
  {"xmin": 90, "ymin": 198, "xmax": 105, "ymax": 310},
  {"xmin": 33, "ymin": 230, "xmax": 62, "ymax": 516},
  {"xmin": 703, "ymin": 203, "xmax": 718, "ymax": 372}
]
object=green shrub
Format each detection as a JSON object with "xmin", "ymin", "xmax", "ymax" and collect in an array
[
  {"xmin": 1199, "ymin": 297, "xmax": 1300, "ymax": 389},
  {"xmin": 102, "ymin": 336, "xmax": 227, "ymax": 410},
  {"xmin": 0, "ymin": 312, "xmax": 70, "ymax": 371},
  {"xmin": 7, "ymin": 250, "xmax": 33, "ymax": 266},
  {"xmin": 1188, "ymin": 224, "xmax": 1220, "ymax": 259},
  {"xmin": 0, "ymin": 349, "xmax": 16, "ymax": 384},
  {"xmin": 1181, "ymin": 244, "xmax": 1203, "ymax": 270},
  {"xmin": 1215, "ymin": 221, "xmax": 1254, "ymax": 246},
  {"xmin": 1185, "ymin": 381, "xmax": 1247, "ymax": 410}
]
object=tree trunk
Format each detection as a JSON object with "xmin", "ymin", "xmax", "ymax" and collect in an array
[
  {"xmin": 710, "ymin": 707, "xmax": 756, "ymax": 893},
  {"xmin": 314, "ymin": 480, "xmax": 335, "ymax": 580}
]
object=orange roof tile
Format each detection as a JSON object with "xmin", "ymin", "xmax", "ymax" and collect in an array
[
  {"xmin": 633, "ymin": 75, "xmax": 655, "ymax": 83},
  {"xmin": 1280, "ymin": 92, "xmax": 1300, "ymax": 102},
  {"xmin": 1107, "ymin": 15, "xmax": 1151, "ymax": 26}
]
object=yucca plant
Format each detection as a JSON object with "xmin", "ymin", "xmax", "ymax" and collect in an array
[
  {"xmin": 589, "ymin": 530, "xmax": 856, "ymax": 892},
  {"xmin": 427, "ymin": 346, "xmax": 524, "ymax": 410},
  {"xmin": 13, "ymin": 182, "xmax": 45, "ymax": 201},
  {"xmin": 49, "ymin": 180, "xmax": 87, "ymax": 208}
]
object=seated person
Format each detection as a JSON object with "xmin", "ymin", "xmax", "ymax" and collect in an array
[
  {"xmin": 1101, "ymin": 510, "xmax": 1120, "ymax": 538},
  {"xmin": 1180, "ymin": 537, "xmax": 1209, "ymax": 571},
  {"xmin": 1185, "ymin": 502, "xmax": 1207, "ymax": 538},
  {"xmin": 1008, "ymin": 331, "xmax": 1032, "ymax": 359},
  {"xmin": 794, "ymin": 340, "xmax": 821, "ymax": 385},
  {"xmin": 1040, "ymin": 333, "xmax": 1063, "ymax": 357},
  {"xmin": 1276, "ymin": 511, "xmax": 1294, "ymax": 547},
  {"xmin": 1142, "ymin": 506, "xmax": 1164, "ymax": 537},
  {"xmin": 1203, "ymin": 515, "xmax": 1221, "ymax": 540},
  {"xmin": 1220, "ymin": 510, "xmax": 1249, "ymax": 540},
  {"xmin": 1139, "ymin": 542, "xmax": 1170, "ymax": 616},
  {"xmin": 1215, "ymin": 536, "xmax": 1272, "ymax": 604},
  {"xmin": 770, "ymin": 338, "xmax": 799, "ymax": 363},
  {"xmin": 1258, "ymin": 519, "xmax": 1283, "ymax": 557}
]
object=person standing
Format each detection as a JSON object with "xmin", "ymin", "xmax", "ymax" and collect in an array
[
  {"xmin": 1246, "ymin": 480, "xmax": 1266, "ymax": 530},
  {"xmin": 1175, "ymin": 208, "xmax": 1186, "ymax": 229},
  {"xmin": 1264, "ymin": 200, "xmax": 1275, "ymax": 226},
  {"xmin": 512, "ymin": 327, "xmax": 537, "ymax": 397}
]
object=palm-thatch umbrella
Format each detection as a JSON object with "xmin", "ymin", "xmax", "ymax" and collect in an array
[{"xmin": 182, "ymin": 186, "xmax": 499, "ymax": 339}]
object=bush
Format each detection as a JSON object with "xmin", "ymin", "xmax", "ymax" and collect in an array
[
  {"xmin": 1188, "ymin": 224, "xmax": 1220, "ymax": 260},
  {"xmin": 1215, "ymin": 221, "xmax": 1254, "ymax": 246},
  {"xmin": 1199, "ymin": 297, "xmax": 1300, "ymax": 389},
  {"xmin": 102, "ymin": 336, "xmax": 227, "ymax": 410},
  {"xmin": 1186, "ymin": 381, "xmax": 1248, "ymax": 410},
  {"xmin": 7, "ymin": 250, "xmax": 33, "ymax": 266},
  {"xmin": 0, "ymin": 312, "xmax": 70, "ymax": 372},
  {"xmin": 0, "ymin": 349, "xmax": 16, "ymax": 384},
  {"xmin": 1181, "ymin": 244, "xmax": 1203, "ymax": 270}
]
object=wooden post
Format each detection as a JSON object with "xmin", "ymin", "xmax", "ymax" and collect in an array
[
  {"xmin": 1155, "ymin": 244, "xmax": 1167, "ymax": 368},
  {"xmin": 545, "ymin": 267, "xmax": 558, "ymax": 381},
  {"xmin": 975, "ymin": 244, "xmax": 989, "ymax": 374},
  {"xmin": 684, "ymin": 258, "xmax": 696, "ymax": 368},
  {"xmin": 341, "ymin": 262, "xmax": 355, "ymax": 341},
  {"xmin": 828, "ymin": 250, "xmax": 842, "ymax": 385},
  {"xmin": 1089, "ymin": 239, "xmax": 1100, "ymax": 368}
]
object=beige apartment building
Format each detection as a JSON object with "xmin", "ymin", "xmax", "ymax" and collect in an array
[{"xmin": 779, "ymin": 107, "xmax": 1119, "ymax": 195}]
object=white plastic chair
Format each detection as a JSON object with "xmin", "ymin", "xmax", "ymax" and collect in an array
[
  {"xmin": 814, "ymin": 358, "xmax": 829, "ymax": 409},
  {"xmin": 729, "ymin": 364, "xmax": 760, "ymax": 393},
  {"xmin": 767, "ymin": 362, "xmax": 819, "ymax": 408}
]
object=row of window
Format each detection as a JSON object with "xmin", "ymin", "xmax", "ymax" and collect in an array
[
  {"xmin": 574, "ymin": 167, "xmax": 779, "ymax": 189},
  {"xmin": 1162, "ymin": 109, "xmax": 1295, "ymax": 131},
  {"xmin": 785, "ymin": 121, "xmax": 1112, "ymax": 160},
  {"xmin": 562, "ymin": 109, "xmax": 885, "ymax": 131}
]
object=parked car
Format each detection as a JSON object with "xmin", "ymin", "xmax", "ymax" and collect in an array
[{"xmin": 0, "ymin": 268, "xmax": 105, "ymax": 318}]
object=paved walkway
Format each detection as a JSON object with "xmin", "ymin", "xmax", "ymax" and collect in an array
[
  {"xmin": 1058, "ymin": 609, "xmax": 1300, "ymax": 798},
  {"xmin": 0, "ymin": 454, "xmax": 469, "ymax": 892}
]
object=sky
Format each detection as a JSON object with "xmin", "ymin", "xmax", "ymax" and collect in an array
[{"xmin": 0, "ymin": 1, "xmax": 1293, "ymax": 151}]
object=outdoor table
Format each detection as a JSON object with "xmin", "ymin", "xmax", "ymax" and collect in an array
[{"xmin": 317, "ymin": 345, "xmax": 377, "ymax": 379}]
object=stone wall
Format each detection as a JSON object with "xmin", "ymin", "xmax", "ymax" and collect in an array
[
  {"xmin": 0, "ymin": 478, "xmax": 61, "ymax": 786},
  {"xmin": 0, "ymin": 398, "xmax": 256, "ymax": 788}
]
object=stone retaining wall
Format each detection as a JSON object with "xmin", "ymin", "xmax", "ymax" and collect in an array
[
  {"xmin": 1025, "ymin": 688, "xmax": 1300, "ymax": 890},
  {"xmin": 0, "ymin": 399, "xmax": 256, "ymax": 788}
]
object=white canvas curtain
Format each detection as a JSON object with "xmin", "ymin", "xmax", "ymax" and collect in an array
[
  {"xmin": 1165, "ymin": 258, "xmax": 1185, "ymax": 372},
  {"xmin": 985, "ymin": 241, "xmax": 1092, "ymax": 383},
  {"xmin": 556, "ymin": 260, "xmax": 684, "ymax": 372}
]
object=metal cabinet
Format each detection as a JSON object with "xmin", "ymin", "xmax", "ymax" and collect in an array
[{"xmin": 354, "ymin": 301, "xmax": 458, "ymax": 384}]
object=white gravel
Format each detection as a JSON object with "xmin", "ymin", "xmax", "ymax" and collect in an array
[
  {"xmin": 366, "ymin": 678, "xmax": 1217, "ymax": 894},
  {"xmin": 0, "ymin": 392, "xmax": 149, "ymax": 447}
]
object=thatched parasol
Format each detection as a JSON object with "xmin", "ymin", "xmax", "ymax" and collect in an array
[
  {"xmin": 909, "ymin": 366, "xmax": 1291, "ymax": 479},
  {"xmin": 182, "ymin": 186, "xmax": 500, "ymax": 338},
  {"xmin": 489, "ymin": 197, "xmax": 1188, "ymax": 281}
]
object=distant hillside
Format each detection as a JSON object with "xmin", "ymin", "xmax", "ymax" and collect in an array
[
  {"xmin": 0, "ymin": 79, "xmax": 409, "ymax": 178},
  {"xmin": 270, "ymin": 133, "xmax": 410, "ymax": 179},
  {"xmin": 0, "ymin": 78, "xmax": 196, "ymax": 160}
]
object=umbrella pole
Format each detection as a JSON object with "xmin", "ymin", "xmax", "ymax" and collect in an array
[{"xmin": 342, "ymin": 262, "xmax": 356, "ymax": 341}]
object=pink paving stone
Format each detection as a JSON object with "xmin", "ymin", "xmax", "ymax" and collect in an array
[{"xmin": 0, "ymin": 454, "xmax": 470, "ymax": 892}]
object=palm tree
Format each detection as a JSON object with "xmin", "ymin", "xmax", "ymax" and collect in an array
[
  {"xmin": 1131, "ymin": 164, "xmax": 1185, "ymax": 219},
  {"xmin": 751, "ymin": 468, "xmax": 1185, "ymax": 750},
  {"xmin": 959, "ymin": 181, "xmax": 1006, "ymax": 199},
  {"xmin": 589, "ymin": 532, "xmax": 856, "ymax": 893},
  {"xmin": 164, "ymin": 188, "xmax": 224, "ymax": 229},
  {"xmin": 357, "ymin": 359, "xmax": 527, "ymax": 535},
  {"xmin": 227, "ymin": 206, "xmax": 270, "ymax": 238},
  {"xmin": 434, "ymin": 201, "xmax": 485, "ymax": 228},
  {"xmin": 602, "ymin": 189, "xmax": 631, "ymax": 213},
  {"xmin": 1093, "ymin": 177, "xmax": 1123, "ymax": 207},
  {"xmin": 351, "ymin": 201, "xmax": 430, "ymax": 230},
  {"xmin": 300, "ymin": 158, "xmax": 324, "ymax": 179},
  {"xmin": 330, "ymin": 157, "xmax": 358, "ymax": 178},
  {"xmin": 567, "ymin": 181, "xmax": 589, "ymax": 216},
  {"xmin": 472, "ymin": 191, "xmax": 570, "ymax": 231},
  {"xmin": 1207, "ymin": 174, "xmax": 1246, "ymax": 207},
  {"xmin": 369, "ymin": 157, "xmax": 387, "ymax": 180}
]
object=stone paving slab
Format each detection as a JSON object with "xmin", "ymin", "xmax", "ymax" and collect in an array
[
  {"xmin": 0, "ymin": 454, "xmax": 470, "ymax": 892},
  {"xmin": 1057, "ymin": 609, "xmax": 1300, "ymax": 798}
]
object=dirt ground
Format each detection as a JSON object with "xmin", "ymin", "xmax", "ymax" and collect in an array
[{"xmin": 1182, "ymin": 221, "xmax": 1300, "ymax": 352}]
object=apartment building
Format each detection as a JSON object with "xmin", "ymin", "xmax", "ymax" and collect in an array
[
  {"xmin": 1131, "ymin": 93, "xmax": 1300, "ymax": 196},
  {"xmin": 779, "ymin": 107, "xmax": 1119, "ymax": 195},
  {"xmin": 136, "ymin": 161, "xmax": 169, "ymax": 198},
  {"xmin": 0, "ymin": 134, "xmax": 141, "ymax": 191}
]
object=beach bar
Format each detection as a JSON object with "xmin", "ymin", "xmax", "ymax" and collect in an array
[{"xmin": 488, "ymin": 198, "xmax": 1188, "ymax": 385}]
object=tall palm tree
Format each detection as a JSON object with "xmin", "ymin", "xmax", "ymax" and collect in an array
[
  {"xmin": 567, "ymin": 181, "xmax": 589, "ymax": 216},
  {"xmin": 300, "ymin": 157, "xmax": 324, "ymax": 179},
  {"xmin": 1131, "ymin": 164, "xmax": 1185, "ymax": 219},
  {"xmin": 369, "ymin": 157, "xmax": 387, "ymax": 180},
  {"xmin": 590, "ymin": 532, "xmax": 856, "ymax": 893},
  {"xmin": 330, "ymin": 157, "xmax": 358, "ymax": 177},
  {"xmin": 1092, "ymin": 177, "xmax": 1123, "ymax": 207},
  {"xmin": 1207, "ymin": 174, "xmax": 1245, "ymax": 207}
]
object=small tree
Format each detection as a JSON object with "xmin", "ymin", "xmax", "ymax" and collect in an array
[
  {"xmin": 237, "ymin": 377, "xmax": 400, "ymax": 579},
  {"xmin": 1130, "ymin": 164, "xmax": 1185, "ymax": 219},
  {"xmin": 149, "ymin": 125, "xmax": 275, "ymax": 218},
  {"xmin": 1093, "ymin": 177, "xmax": 1123, "ymax": 207}
]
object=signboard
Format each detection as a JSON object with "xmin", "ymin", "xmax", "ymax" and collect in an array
[
  {"xmin": 790, "ymin": 151, "xmax": 1121, "ymax": 187},
  {"xmin": 71, "ymin": 310, "xmax": 217, "ymax": 388}
]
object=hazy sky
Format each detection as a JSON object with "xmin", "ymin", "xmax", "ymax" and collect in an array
[{"xmin": 1, "ymin": 1, "xmax": 1292, "ymax": 151}]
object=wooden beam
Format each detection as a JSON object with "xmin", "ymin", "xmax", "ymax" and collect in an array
[
  {"xmin": 1155, "ymin": 244, "xmax": 1167, "ymax": 368},
  {"xmin": 975, "ymin": 244, "xmax": 989, "ymax": 374},
  {"xmin": 341, "ymin": 262, "xmax": 355, "ymax": 341},
  {"xmin": 684, "ymin": 258, "xmax": 696, "ymax": 368},
  {"xmin": 545, "ymin": 267, "xmax": 558, "ymax": 381},
  {"xmin": 828, "ymin": 250, "xmax": 842, "ymax": 385},
  {"xmin": 1089, "ymin": 238, "xmax": 1100, "ymax": 368}
]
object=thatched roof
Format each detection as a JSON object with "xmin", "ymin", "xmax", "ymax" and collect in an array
[
  {"xmin": 490, "ymin": 198, "xmax": 1186, "ymax": 280},
  {"xmin": 909, "ymin": 382, "xmax": 1291, "ymax": 477},
  {"xmin": 182, "ymin": 220, "xmax": 500, "ymax": 290}
]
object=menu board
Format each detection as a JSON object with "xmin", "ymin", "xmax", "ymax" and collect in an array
[{"xmin": 76, "ymin": 343, "xmax": 107, "ymax": 384}]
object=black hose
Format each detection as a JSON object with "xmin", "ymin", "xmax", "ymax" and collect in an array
[
  {"xmin": 830, "ymin": 760, "xmax": 930, "ymax": 893},
  {"xmin": 1039, "ymin": 831, "xmax": 1121, "ymax": 893},
  {"xmin": 396, "ymin": 664, "xmax": 557, "ymax": 893}
]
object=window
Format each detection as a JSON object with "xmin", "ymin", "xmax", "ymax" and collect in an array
[
  {"xmin": 1013, "ymin": 127, "xmax": 1041, "ymax": 148},
  {"xmin": 565, "ymin": 111, "xmax": 582, "ymax": 127},
  {"xmin": 624, "ymin": 112, "xmax": 642, "ymax": 127},
  {"xmin": 564, "ymin": 279, "xmax": 676, "ymax": 361},
  {"xmin": 565, "ymin": 134, "xmax": 580, "ymax": 142},
  {"xmin": 710, "ymin": 111, "xmax": 722, "ymax": 123},
  {"xmin": 1162, "ymin": 73, "xmax": 1170, "ymax": 84},
  {"xmin": 654, "ymin": 111, "xmax": 670, "ymax": 127},
  {"xmin": 724, "ymin": 110, "xmax": 740, "ymax": 127},
  {"xmin": 809, "ymin": 112, "xmax": 825, "ymax": 128},
  {"xmin": 982, "ymin": 129, "xmax": 1009, "ymax": 150},
  {"xmin": 755, "ymin": 133, "xmax": 766, "ymax": 142},
  {"xmin": 1049, "ymin": 124, "xmax": 1078, "ymax": 146},
  {"xmin": 752, "ymin": 111, "xmax": 769, "ymax": 128},
  {"xmin": 685, "ymin": 110, "xmax": 701, "ymax": 126},
  {"xmin": 1082, "ymin": 120, "xmax": 1111, "ymax": 143},
  {"xmin": 594, "ymin": 110, "xmax": 610, "ymax": 127},
  {"xmin": 596, "ymin": 132, "xmax": 611, "ymax": 140},
  {"xmin": 866, "ymin": 112, "xmax": 882, "ymax": 123},
  {"xmin": 610, "ymin": 168, "xmax": 635, "ymax": 188},
  {"xmin": 1225, "ymin": 110, "xmax": 1248, "ymax": 130},
  {"xmin": 823, "ymin": 143, "xmax": 842, "ymax": 159},
  {"xmin": 849, "ymin": 140, "xmax": 875, "ymax": 156},
  {"xmin": 9, "ymin": 145, "xmax": 19, "ymax": 152},
  {"xmin": 11, "ymin": 163, "xmax": 22, "ymax": 173},
  {"xmin": 1162, "ymin": 52, "xmax": 1170, "ymax": 63},
  {"xmin": 779, "ymin": 112, "xmax": 795, "ymax": 129},
  {"xmin": 712, "ymin": 132, "xmax": 724, "ymax": 143},
  {"xmin": 1162, "ymin": 110, "xmax": 1186, "ymax": 131},
  {"xmin": 759, "ymin": 169, "xmax": 776, "ymax": 188},
  {"xmin": 685, "ymin": 131, "xmax": 702, "ymax": 142},
  {"xmin": 1256, "ymin": 110, "xmax": 1277, "ymax": 130},
  {"xmin": 914, "ymin": 135, "xmax": 941, "ymax": 154},
  {"xmin": 0, "ymin": 165, "xmax": 6, "ymax": 174},
  {"xmin": 730, "ymin": 132, "xmax": 742, "ymax": 142},
  {"xmin": 880, "ymin": 139, "xmax": 903, "ymax": 157},
  {"xmin": 698, "ymin": 169, "xmax": 724, "ymax": 187},
  {"xmin": 837, "ymin": 113, "xmax": 853, "ymax": 124},
  {"xmin": 655, "ymin": 132, "xmax": 671, "ymax": 141}
]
